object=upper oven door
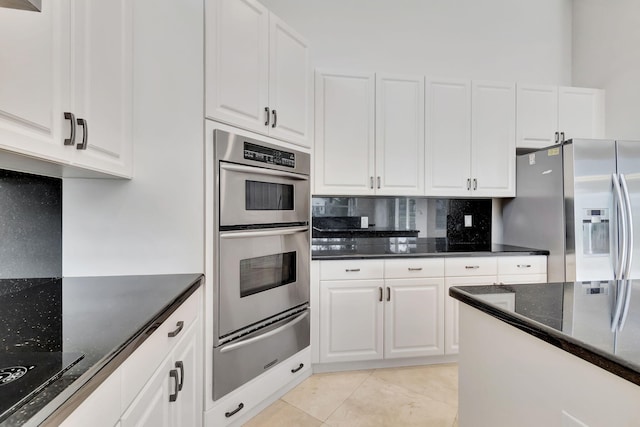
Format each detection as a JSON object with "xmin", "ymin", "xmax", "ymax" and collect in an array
[
  {"xmin": 219, "ymin": 162, "xmax": 310, "ymax": 228},
  {"xmin": 218, "ymin": 226, "xmax": 310, "ymax": 337}
]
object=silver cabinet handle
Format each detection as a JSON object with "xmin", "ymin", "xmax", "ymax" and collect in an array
[
  {"xmin": 473, "ymin": 178, "xmax": 477, "ymax": 190},
  {"xmin": 378, "ymin": 287, "xmax": 383, "ymax": 302},
  {"xmin": 386, "ymin": 287, "xmax": 391, "ymax": 302},
  {"xmin": 76, "ymin": 118, "xmax": 88, "ymax": 150},
  {"xmin": 554, "ymin": 131, "xmax": 559, "ymax": 143},
  {"xmin": 517, "ymin": 264, "xmax": 532, "ymax": 268},
  {"xmin": 465, "ymin": 265, "xmax": 480, "ymax": 269},
  {"xmin": 377, "ymin": 176, "xmax": 381, "ymax": 189},
  {"xmin": 264, "ymin": 107, "xmax": 270, "ymax": 126},
  {"xmin": 220, "ymin": 162, "xmax": 309, "ymax": 180},
  {"xmin": 560, "ymin": 131, "xmax": 565, "ymax": 142},
  {"xmin": 408, "ymin": 267, "xmax": 423, "ymax": 271},
  {"xmin": 64, "ymin": 112, "xmax": 76, "ymax": 145},
  {"xmin": 175, "ymin": 361, "xmax": 184, "ymax": 391},
  {"xmin": 345, "ymin": 268, "xmax": 361, "ymax": 272},
  {"xmin": 271, "ymin": 109, "xmax": 277, "ymax": 128},
  {"xmin": 370, "ymin": 176, "xmax": 374, "ymax": 189},
  {"xmin": 467, "ymin": 178, "xmax": 471, "ymax": 190}
]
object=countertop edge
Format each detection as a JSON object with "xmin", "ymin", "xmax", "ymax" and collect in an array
[
  {"xmin": 37, "ymin": 274, "xmax": 204, "ymax": 426},
  {"xmin": 449, "ymin": 286, "xmax": 640, "ymax": 388},
  {"xmin": 312, "ymin": 250, "xmax": 549, "ymax": 260}
]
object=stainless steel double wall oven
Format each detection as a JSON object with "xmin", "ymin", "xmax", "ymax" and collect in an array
[{"xmin": 212, "ymin": 130, "xmax": 310, "ymax": 400}]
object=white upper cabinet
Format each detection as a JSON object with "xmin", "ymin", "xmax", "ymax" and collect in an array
[
  {"xmin": 314, "ymin": 71, "xmax": 424, "ymax": 196},
  {"xmin": 268, "ymin": 13, "xmax": 312, "ymax": 146},
  {"xmin": 206, "ymin": 0, "xmax": 311, "ymax": 147},
  {"xmin": 424, "ymin": 78, "xmax": 472, "ymax": 197},
  {"xmin": 69, "ymin": 0, "xmax": 133, "ymax": 177},
  {"xmin": 0, "ymin": 2, "xmax": 70, "ymax": 163},
  {"xmin": 0, "ymin": 0, "xmax": 133, "ymax": 178},
  {"xmin": 517, "ymin": 84, "xmax": 605, "ymax": 150},
  {"xmin": 471, "ymin": 80, "xmax": 516, "ymax": 197},
  {"xmin": 558, "ymin": 86, "xmax": 605, "ymax": 141},
  {"xmin": 314, "ymin": 70, "xmax": 376, "ymax": 195},
  {"xmin": 375, "ymin": 74, "xmax": 425, "ymax": 196}
]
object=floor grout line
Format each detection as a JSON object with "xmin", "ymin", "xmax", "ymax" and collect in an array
[{"xmin": 319, "ymin": 369, "xmax": 375, "ymax": 425}]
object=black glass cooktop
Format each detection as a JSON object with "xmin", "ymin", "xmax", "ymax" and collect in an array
[{"xmin": 0, "ymin": 352, "xmax": 84, "ymax": 423}]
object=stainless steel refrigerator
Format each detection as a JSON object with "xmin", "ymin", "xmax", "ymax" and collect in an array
[{"xmin": 503, "ymin": 139, "xmax": 640, "ymax": 283}]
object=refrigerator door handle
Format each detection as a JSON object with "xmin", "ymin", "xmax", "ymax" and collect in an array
[
  {"xmin": 612, "ymin": 173, "xmax": 628, "ymax": 280},
  {"xmin": 611, "ymin": 280, "xmax": 627, "ymax": 332},
  {"xmin": 620, "ymin": 174, "xmax": 634, "ymax": 279}
]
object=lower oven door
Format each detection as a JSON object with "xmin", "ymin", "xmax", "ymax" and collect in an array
[
  {"xmin": 213, "ymin": 307, "xmax": 310, "ymax": 400},
  {"xmin": 218, "ymin": 226, "xmax": 310, "ymax": 338}
]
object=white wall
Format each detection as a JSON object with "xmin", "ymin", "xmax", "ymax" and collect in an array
[
  {"xmin": 260, "ymin": 0, "xmax": 573, "ymax": 84},
  {"xmin": 572, "ymin": 0, "xmax": 640, "ymax": 140},
  {"xmin": 62, "ymin": 0, "xmax": 204, "ymax": 276}
]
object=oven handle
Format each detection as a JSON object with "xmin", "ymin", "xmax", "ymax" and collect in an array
[
  {"xmin": 220, "ymin": 226, "xmax": 308, "ymax": 239},
  {"xmin": 219, "ymin": 310, "xmax": 309, "ymax": 354},
  {"xmin": 220, "ymin": 162, "xmax": 309, "ymax": 181}
]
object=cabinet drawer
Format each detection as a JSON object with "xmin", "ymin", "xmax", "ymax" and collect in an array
[
  {"xmin": 320, "ymin": 260, "xmax": 383, "ymax": 280},
  {"xmin": 498, "ymin": 256, "xmax": 547, "ymax": 275},
  {"xmin": 207, "ymin": 347, "xmax": 311, "ymax": 426},
  {"xmin": 121, "ymin": 286, "xmax": 202, "ymax": 408},
  {"xmin": 445, "ymin": 257, "xmax": 497, "ymax": 277},
  {"xmin": 384, "ymin": 258, "xmax": 444, "ymax": 278}
]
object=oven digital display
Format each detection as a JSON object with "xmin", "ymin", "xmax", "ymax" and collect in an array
[
  {"xmin": 244, "ymin": 142, "xmax": 295, "ymax": 168},
  {"xmin": 239, "ymin": 252, "xmax": 297, "ymax": 298},
  {"xmin": 245, "ymin": 180, "xmax": 294, "ymax": 211}
]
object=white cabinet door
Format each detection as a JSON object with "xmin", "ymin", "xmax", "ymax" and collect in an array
[
  {"xmin": 425, "ymin": 78, "xmax": 471, "ymax": 196},
  {"xmin": 205, "ymin": 0, "xmax": 269, "ymax": 134},
  {"xmin": 268, "ymin": 14, "xmax": 311, "ymax": 147},
  {"xmin": 172, "ymin": 320, "xmax": 202, "ymax": 427},
  {"xmin": 444, "ymin": 275, "xmax": 497, "ymax": 355},
  {"xmin": 384, "ymin": 279, "xmax": 444, "ymax": 359},
  {"xmin": 319, "ymin": 279, "xmax": 384, "ymax": 363},
  {"xmin": 314, "ymin": 70, "xmax": 375, "ymax": 195},
  {"xmin": 121, "ymin": 358, "xmax": 173, "ymax": 427},
  {"xmin": 516, "ymin": 84, "xmax": 558, "ymax": 150},
  {"xmin": 375, "ymin": 74, "xmax": 425, "ymax": 196},
  {"xmin": 69, "ymin": 0, "xmax": 132, "ymax": 177},
  {"xmin": 558, "ymin": 86, "xmax": 605, "ymax": 141},
  {"xmin": 0, "ymin": 2, "xmax": 70, "ymax": 163},
  {"xmin": 471, "ymin": 81, "xmax": 516, "ymax": 197}
]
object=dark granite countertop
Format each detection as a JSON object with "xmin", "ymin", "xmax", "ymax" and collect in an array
[
  {"xmin": 450, "ymin": 281, "xmax": 640, "ymax": 387},
  {"xmin": 312, "ymin": 237, "xmax": 548, "ymax": 260},
  {"xmin": 0, "ymin": 273, "xmax": 203, "ymax": 426}
]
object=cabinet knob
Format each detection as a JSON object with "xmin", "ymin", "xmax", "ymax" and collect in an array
[{"xmin": 64, "ymin": 112, "xmax": 76, "ymax": 146}]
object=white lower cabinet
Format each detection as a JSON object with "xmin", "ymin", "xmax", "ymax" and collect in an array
[
  {"xmin": 121, "ymin": 319, "xmax": 201, "ymax": 427},
  {"xmin": 318, "ymin": 258, "xmax": 445, "ymax": 363},
  {"xmin": 316, "ymin": 256, "xmax": 548, "ymax": 362},
  {"xmin": 60, "ymin": 287, "xmax": 203, "ymax": 427},
  {"xmin": 319, "ymin": 279, "xmax": 385, "ymax": 363}
]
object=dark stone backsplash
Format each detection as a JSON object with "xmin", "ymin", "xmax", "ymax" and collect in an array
[
  {"xmin": 0, "ymin": 169, "xmax": 62, "ymax": 279},
  {"xmin": 312, "ymin": 197, "xmax": 491, "ymax": 244}
]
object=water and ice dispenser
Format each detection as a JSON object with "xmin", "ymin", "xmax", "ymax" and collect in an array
[{"xmin": 582, "ymin": 209, "xmax": 610, "ymax": 255}]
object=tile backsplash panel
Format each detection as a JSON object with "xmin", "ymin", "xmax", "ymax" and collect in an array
[
  {"xmin": 312, "ymin": 196, "xmax": 492, "ymax": 244},
  {"xmin": 0, "ymin": 170, "xmax": 62, "ymax": 278}
]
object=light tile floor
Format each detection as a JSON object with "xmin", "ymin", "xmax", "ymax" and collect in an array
[{"xmin": 244, "ymin": 363, "xmax": 459, "ymax": 427}]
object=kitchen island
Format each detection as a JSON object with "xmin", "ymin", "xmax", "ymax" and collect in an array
[
  {"xmin": 450, "ymin": 281, "xmax": 640, "ymax": 427},
  {"xmin": 0, "ymin": 273, "xmax": 203, "ymax": 426}
]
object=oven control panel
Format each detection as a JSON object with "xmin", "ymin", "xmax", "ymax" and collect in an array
[{"xmin": 244, "ymin": 142, "xmax": 295, "ymax": 168}]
